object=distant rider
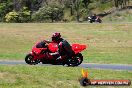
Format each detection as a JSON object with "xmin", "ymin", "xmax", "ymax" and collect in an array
[{"xmin": 91, "ymin": 14, "xmax": 97, "ymax": 21}]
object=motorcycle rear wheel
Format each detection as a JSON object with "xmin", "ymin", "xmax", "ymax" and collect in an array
[{"xmin": 67, "ymin": 53, "xmax": 83, "ymax": 66}]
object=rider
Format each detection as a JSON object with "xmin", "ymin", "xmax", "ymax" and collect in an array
[
  {"xmin": 51, "ymin": 32, "xmax": 73, "ymax": 61},
  {"xmin": 91, "ymin": 14, "xmax": 97, "ymax": 21}
]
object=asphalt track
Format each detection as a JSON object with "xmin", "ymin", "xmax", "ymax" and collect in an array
[{"xmin": 0, "ymin": 60, "xmax": 132, "ymax": 71}]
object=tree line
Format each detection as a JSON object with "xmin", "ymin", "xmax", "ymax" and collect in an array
[{"xmin": 0, "ymin": 0, "xmax": 130, "ymax": 23}]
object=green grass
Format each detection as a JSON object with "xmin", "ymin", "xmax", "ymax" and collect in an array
[
  {"xmin": 0, "ymin": 23, "xmax": 132, "ymax": 64},
  {"xmin": 0, "ymin": 65, "xmax": 132, "ymax": 88}
]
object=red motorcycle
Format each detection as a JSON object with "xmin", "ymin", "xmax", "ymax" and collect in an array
[{"xmin": 25, "ymin": 41, "xmax": 87, "ymax": 66}]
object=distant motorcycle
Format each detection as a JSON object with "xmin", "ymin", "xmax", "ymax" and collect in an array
[
  {"xmin": 25, "ymin": 40, "xmax": 87, "ymax": 66},
  {"xmin": 88, "ymin": 16, "xmax": 102, "ymax": 23}
]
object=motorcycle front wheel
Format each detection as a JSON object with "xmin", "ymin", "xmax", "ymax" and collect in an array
[{"xmin": 25, "ymin": 54, "xmax": 38, "ymax": 65}]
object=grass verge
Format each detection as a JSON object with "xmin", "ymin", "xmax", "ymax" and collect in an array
[
  {"xmin": 0, "ymin": 65, "xmax": 132, "ymax": 88},
  {"xmin": 0, "ymin": 23, "xmax": 132, "ymax": 64}
]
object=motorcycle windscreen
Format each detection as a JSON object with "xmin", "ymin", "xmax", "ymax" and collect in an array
[
  {"xmin": 31, "ymin": 42, "xmax": 47, "ymax": 54},
  {"xmin": 32, "ymin": 47, "xmax": 44, "ymax": 54},
  {"xmin": 36, "ymin": 41, "xmax": 46, "ymax": 48},
  {"xmin": 72, "ymin": 44, "xmax": 86, "ymax": 54},
  {"xmin": 48, "ymin": 43, "xmax": 58, "ymax": 53}
]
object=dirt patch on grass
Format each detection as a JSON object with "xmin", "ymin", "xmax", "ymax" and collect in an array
[
  {"xmin": 86, "ymin": 35, "xmax": 94, "ymax": 40},
  {"xmin": 0, "ymin": 72, "xmax": 5, "ymax": 78}
]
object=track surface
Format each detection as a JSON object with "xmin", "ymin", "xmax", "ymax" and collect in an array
[{"xmin": 0, "ymin": 60, "xmax": 132, "ymax": 71}]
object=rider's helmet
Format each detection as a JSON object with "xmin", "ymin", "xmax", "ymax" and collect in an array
[
  {"xmin": 52, "ymin": 32, "xmax": 61, "ymax": 42},
  {"xmin": 93, "ymin": 14, "xmax": 96, "ymax": 16}
]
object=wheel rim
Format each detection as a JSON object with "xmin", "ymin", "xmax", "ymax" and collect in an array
[
  {"xmin": 76, "ymin": 56, "xmax": 82, "ymax": 65},
  {"xmin": 68, "ymin": 57, "xmax": 81, "ymax": 66},
  {"xmin": 28, "ymin": 56, "xmax": 33, "ymax": 62},
  {"xmin": 68, "ymin": 59, "xmax": 77, "ymax": 66}
]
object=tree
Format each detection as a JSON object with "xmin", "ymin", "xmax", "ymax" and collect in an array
[
  {"xmin": 74, "ymin": 0, "xmax": 81, "ymax": 22},
  {"xmin": 82, "ymin": 0, "xmax": 91, "ymax": 9},
  {"xmin": 73, "ymin": 0, "xmax": 91, "ymax": 22},
  {"xmin": 113, "ymin": 0, "xmax": 130, "ymax": 8},
  {"xmin": 5, "ymin": 11, "xmax": 19, "ymax": 22},
  {"xmin": 0, "ymin": 0, "xmax": 13, "ymax": 21},
  {"xmin": 32, "ymin": 4, "xmax": 64, "ymax": 22},
  {"xmin": 19, "ymin": 7, "xmax": 31, "ymax": 22}
]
